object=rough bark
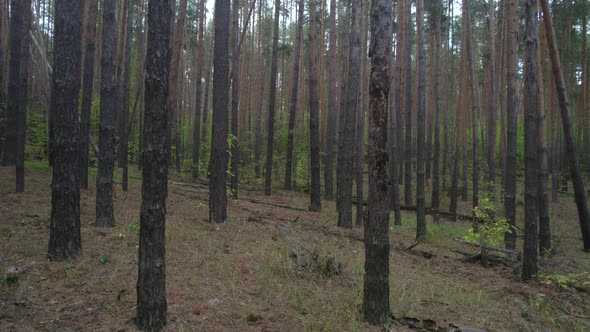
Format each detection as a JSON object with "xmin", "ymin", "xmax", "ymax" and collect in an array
[
  {"xmin": 284, "ymin": 0, "xmax": 303, "ymax": 190},
  {"xmin": 504, "ymin": 0, "xmax": 519, "ymax": 249},
  {"xmin": 416, "ymin": 0, "xmax": 426, "ymax": 241},
  {"xmin": 308, "ymin": 0, "xmax": 322, "ymax": 211},
  {"xmin": 356, "ymin": 1, "xmax": 367, "ymax": 225},
  {"xmin": 209, "ymin": 0, "xmax": 231, "ymax": 223},
  {"xmin": 136, "ymin": 0, "xmax": 172, "ymax": 329},
  {"xmin": 540, "ymin": 0, "xmax": 590, "ymax": 251},
  {"xmin": 79, "ymin": 0, "xmax": 98, "ymax": 190},
  {"xmin": 47, "ymin": 0, "xmax": 82, "ymax": 260},
  {"xmin": 96, "ymin": 0, "xmax": 118, "ymax": 227},
  {"xmin": 6, "ymin": 0, "xmax": 31, "ymax": 190},
  {"xmin": 364, "ymin": 0, "xmax": 391, "ymax": 324},
  {"xmin": 323, "ymin": 0, "xmax": 337, "ymax": 200},
  {"xmin": 522, "ymin": 0, "xmax": 539, "ymax": 281}
]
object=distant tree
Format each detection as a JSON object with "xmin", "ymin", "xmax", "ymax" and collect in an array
[
  {"xmin": 323, "ymin": 0, "xmax": 337, "ymax": 199},
  {"xmin": 284, "ymin": 0, "xmax": 303, "ymax": 190},
  {"xmin": 337, "ymin": 0, "xmax": 360, "ymax": 228},
  {"xmin": 538, "ymin": 17, "xmax": 551, "ymax": 255},
  {"xmin": 264, "ymin": 0, "xmax": 280, "ymax": 196},
  {"xmin": 416, "ymin": 0, "xmax": 426, "ymax": 241},
  {"xmin": 47, "ymin": 0, "xmax": 82, "ymax": 260},
  {"xmin": 6, "ymin": 0, "xmax": 31, "ymax": 190},
  {"xmin": 79, "ymin": 0, "xmax": 99, "ymax": 190},
  {"xmin": 209, "ymin": 0, "xmax": 231, "ymax": 223},
  {"xmin": 308, "ymin": 0, "xmax": 322, "ymax": 211},
  {"xmin": 430, "ymin": 0, "xmax": 442, "ymax": 220},
  {"xmin": 230, "ymin": 0, "xmax": 240, "ymax": 197},
  {"xmin": 402, "ymin": 0, "xmax": 412, "ymax": 206},
  {"xmin": 522, "ymin": 0, "xmax": 539, "ymax": 281},
  {"xmin": 120, "ymin": 0, "xmax": 134, "ymax": 192},
  {"xmin": 364, "ymin": 0, "xmax": 391, "ymax": 324},
  {"xmin": 192, "ymin": 0, "xmax": 206, "ymax": 179},
  {"xmin": 540, "ymin": 0, "xmax": 590, "ymax": 251},
  {"xmin": 136, "ymin": 0, "xmax": 172, "ymax": 329},
  {"xmin": 96, "ymin": 0, "xmax": 118, "ymax": 227}
]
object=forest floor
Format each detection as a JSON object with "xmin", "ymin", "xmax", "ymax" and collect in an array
[{"xmin": 1, "ymin": 162, "xmax": 590, "ymax": 331}]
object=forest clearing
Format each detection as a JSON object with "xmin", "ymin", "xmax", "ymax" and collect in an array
[{"xmin": 1, "ymin": 164, "xmax": 589, "ymax": 331}]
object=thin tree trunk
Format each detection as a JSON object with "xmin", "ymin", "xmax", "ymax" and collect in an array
[
  {"xmin": 337, "ymin": 0, "xmax": 360, "ymax": 229},
  {"xmin": 308, "ymin": 0, "xmax": 321, "ymax": 211},
  {"xmin": 284, "ymin": 0, "xmax": 303, "ymax": 190},
  {"xmin": 96, "ymin": 0, "xmax": 118, "ymax": 227},
  {"xmin": 209, "ymin": 0, "xmax": 231, "ymax": 223},
  {"xmin": 416, "ymin": 0, "xmax": 426, "ymax": 241},
  {"xmin": 403, "ymin": 0, "xmax": 413, "ymax": 206},
  {"xmin": 323, "ymin": 0, "xmax": 337, "ymax": 199},
  {"xmin": 230, "ymin": 0, "xmax": 240, "ymax": 197},
  {"xmin": 431, "ymin": 0, "xmax": 442, "ymax": 221},
  {"xmin": 389, "ymin": 0, "xmax": 402, "ymax": 226},
  {"xmin": 356, "ymin": 1, "xmax": 367, "ymax": 225},
  {"xmin": 363, "ymin": 0, "xmax": 392, "ymax": 324},
  {"xmin": 48, "ymin": 0, "xmax": 82, "ymax": 260},
  {"xmin": 522, "ymin": 0, "xmax": 539, "ymax": 281},
  {"xmin": 263, "ymin": 0, "xmax": 280, "ymax": 196},
  {"xmin": 120, "ymin": 0, "xmax": 133, "ymax": 191},
  {"xmin": 167, "ymin": 0, "xmax": 188, "ymax": 173},
  {"xmin": 487, "ymin": 0, "xmax": 497, "ymax": 197},
  {"xmin": 192, "ymin": 0, "xmax": 206, "ymax": 179},
  {"xmin": 464, "ymin": 0, "xmax": 481, "ymax": 211},
  {"xmin": 136, "ymin": 1, "xmax": 172, "ymax": 329},
  {"xmin": 540, "ymin": 0, "xmax": 590, "ymax": 251},
  {"xmin": 538, "ymin": 16, "xmax": 551, "ymax": 255},
  {"xmin": 79, "ymin": 0, "xmax": 98, "ymax": 190}
]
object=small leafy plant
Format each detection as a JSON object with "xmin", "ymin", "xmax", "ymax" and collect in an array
[{"xmin": 464, "ymin": 195, "xmax": 512, "ymax": 248}]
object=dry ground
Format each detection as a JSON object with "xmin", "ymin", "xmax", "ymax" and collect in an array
[{"xmin": 1, "ymin": 163, "xmax": 589, "ymax": 331}]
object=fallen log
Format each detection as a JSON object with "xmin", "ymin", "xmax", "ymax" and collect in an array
[{"xmin": 352, "ymin": 200, "xmax": 474, "ymax": 221}]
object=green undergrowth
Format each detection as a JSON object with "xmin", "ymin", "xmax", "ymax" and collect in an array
[{"xmin": 24, "ymin": 160, "xmax": 140, "ymax": 184}]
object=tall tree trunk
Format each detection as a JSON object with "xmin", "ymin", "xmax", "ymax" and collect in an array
[
  {"xmin": 120, "ymin": 0, "xmax": 134, "ymax": 192},
  {"xmin": 504, "ymin": 0, "xmax": 519, "ymax": 249},
  {"xmin": 416, "ymin": 0, "xmax": 426, "ymax": 241},
  {"xmin": 337, "ymin": 0, "xmax": 360, "ymax": 229},
  {"xmin": 284, "ymin": 0, "xmax": 303, "ymax": 190},
  {"xmin": 403, "ymin": 0, "xmax": 413, "ymax": 206},
  {"xmin": 47, "ymin": 0, "xmax": 82, "ymax": 260},
  {"xmin": 522, "ymin": 0, "xmax": 539, "ymax": 281},
  {"xmin": 167, "ymin": 0, "xmax": 188, "ymax": 173},
  {"xmin": 96, "ymin": 0, "xmax": 118, "ymax": 227},
  {"xmin": 136, "ymin": 0, "xmax": 172, "ymax": 329},
  {"xmin": 356, "ymin": 1, "xmax": 367, "ymax": 225},
  {"xmin": 79, "ymin": 0, "xmax": 98, "ymax": 190},
  {"xmin": 263, "ymin": 0, "xmax": 280, "ymax": 196},
  {"xmin": 487, "ymin": 0, "xmax": 497, "ymax": 197},
  {"xmin": 323, "ymin": 0, "xmax": 337, "ymax": 199},
  {"xmin": 540, "ymin": 0, "xmax": 590, "ymax": 251},
  {"xmin": 253, "ymin": 0, "xmax": 264, "ymax": 179},
  {"xmin": 209, "ymin": 0, "xmax": 231, "ymax": 223},
  {"xmin": 308, "ymin": 0, "xmax": 321, "ymax": 211},
  {"xmin": 389, "ymin": 0, "xmax": 402, "ymax": 226},
  {"xmin": 229, "ymin": 0, "xmax": 240, "ymax": 197},
  {"xmin": 431, "ymin": 0, "xmax": 442, "ymax": 220},
  {"xmin": 464, "ymin": 0, "xmax": 481, "ymax": 211},
  {"xmin": 538, "ymin": 16, "xmax": 551, "ymax": 255},
  {"xmin": 364, "ymin": 0, "xmax": 391, "ymax": 324},
  {"xmin": 6, "ymin": 0, "xmax": 31, "ymax": 190},
  {"xmin": 192, "ymin": 0, "xmax": 206, "ymax": 179}
]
